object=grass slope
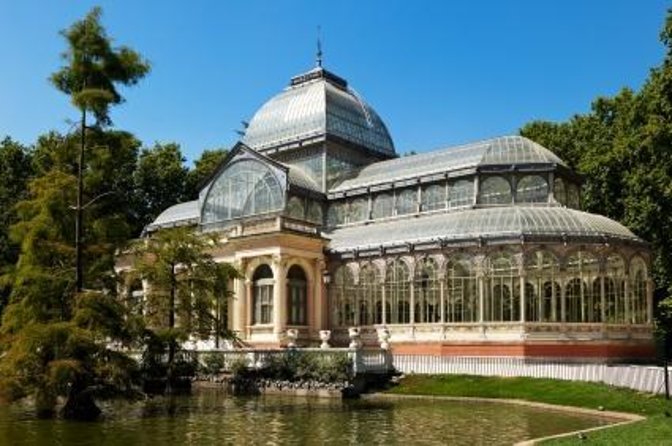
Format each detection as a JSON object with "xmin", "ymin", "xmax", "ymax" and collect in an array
[{"xmin": 386, "ymin": 374, "xmax": 672, "ymax": 444}]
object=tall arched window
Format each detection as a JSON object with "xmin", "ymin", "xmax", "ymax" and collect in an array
[
  {"xmin": 479, "ymin": 176, "xmax": 512, "ymax": 205},
  {"xmin": 525, "ymin": 251, "xmax": 560, "ymax": 322},
  {"xmin": 287, "ymin": 265, "xmax": 307, "ymax": 326},
  {"xmin": 415, "ymin": 258, "xmax": 440, "ymax": 323},
  {"xmin": 630, "ymin": 257, "xmax": 648, "ymax": 324},
  {"xmin": 484, "ymin": 253, "xmax": 519, "ymax": 322},
  {"xmin": 253, "ymin": 264, "xmax": 274, "ymax": 325},
  {"xmin": 358, "ymin": 265, "xmax": 379, "ymax": 326},
  {"xmin": 516, "ymin": 175, "xmax": 548, "ymax": 203},
  {"xmin": 202, "ymin": 159, "xmax": 284, "ymax": 224},
  {"xmin": 445, "ymin": 256, "xmax": 478, "ymax": 323},
  {"xmin": 372, "ymin": 193, "xmax": 393, "ymax": 219},
  {"xmin": 605, "ymin": 255, "xmax": 626, "ymax": 323},
  {"xmin": 386, "ymin": 259, "xmax": 411, "ymax": 324},
  {"xmin": 566, "ymin": 252, "xmax": 600, "ymax": 322},
  {"xmin": 331, "ymin": 265, "xmax": 355, "ymax": 327}
]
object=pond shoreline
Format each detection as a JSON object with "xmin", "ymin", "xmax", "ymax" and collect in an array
[{"xmin": 363, "ymin": 393, "xmax": 644, "ymax": 445}]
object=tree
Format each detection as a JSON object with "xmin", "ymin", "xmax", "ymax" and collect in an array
[
  {"xmin": 133, "ymin": 142, "xmax": 189, "ymax": 229},
  {"xmin": 0, "ymin": 137, "xmax": 33, "ymax": 314},
  {"xmin": 186, "ymin": 147, "xmax": 228, "ymax": 198},
  {"xmin": 50, "ymin": 6, "xmax": 149, "ymax": 291},
  {"xmin": 0, "ymin": 171, "xmax": 140, "ymax": 418},
  {"xmin": 520, "ymin": 9, "xmax": 672, "ymax": 348},
  {"xmin": 131, "ymin": 227, "xmax": 239, "ymax": 393}
]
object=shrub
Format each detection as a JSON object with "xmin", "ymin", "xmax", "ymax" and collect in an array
[{"xmin": 200, "ymin": 352, "xmax": 225, "ymax": 375}]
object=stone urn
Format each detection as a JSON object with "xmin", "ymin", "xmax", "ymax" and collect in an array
[
  {"xmin": 319, "ymin": 330, "xmax": 331, "ymax": 349},
  {"xmin": 377, "ymin": 326, "xmax": 391, "ymax": 350},
  {"xmin": 348, "ymin": 327, "xmax": 362, "ymax": 350},
  {"xmin": 286, "ymin": 328, "xmax": 299, "ymax": 348}
]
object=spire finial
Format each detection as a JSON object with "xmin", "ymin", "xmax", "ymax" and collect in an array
[{"xmin": 316, "ymin": 26, "xmax": 323, "ymax": 68}]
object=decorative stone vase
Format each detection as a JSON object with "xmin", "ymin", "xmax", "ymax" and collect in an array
[
  {"xmin": 319, "ymin": 330, "xmax": 331, "ymax": 349},
  {"xmin": 348, "ymin": 327, "xmax": 362, "ymax": 350},
  {"xmin": 286, "ymin": 328, "xmax": 298, "ymax": 348},
  {"xmin": 377, "ymin": 326, "xmax": 391, "ymax": 350}
]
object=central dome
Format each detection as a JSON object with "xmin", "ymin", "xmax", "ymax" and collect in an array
[{"xmin": 243, "ymin": 67, "xmax": 395, "ymax": 157}]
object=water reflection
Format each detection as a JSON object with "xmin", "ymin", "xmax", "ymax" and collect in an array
[{"xmin": 0, "ymin": 389, "xmax": 613, "ymax": 445}]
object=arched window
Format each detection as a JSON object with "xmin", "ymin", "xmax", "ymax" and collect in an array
[
  {"xmin": 287, "ymin": 265, "xmax": 307, "ymax": 326},
  {"xmin": 445, "ymin": 256, "xmax": 478, "ymax": 323},
  {"xmin": 479, "ymin": 176, "xmax": 512, "ymax": 205},
  {"xmin": 553, "ymin": 177, "xmax": 566, "ymax": 206},
  {"xmin": 396, "ymin": 189, "xmax": 417, "ymax": 215},
  {"xmin": 448, "ymin": 179, "xmax": 474, "ymax": 209},
  {"xmin": 286, "ymin": 196, "xmax": 305, "ymax": 220},
  {"xmin": 484, "ymin": 253, "xmax": 519, "ymax": 322},
  {"xmin": 253, "ymin": 264, "xmax": 274, "ymax": 325},
  {"xmin": 605, "ymin": 255, "xmax": 626, "ymax": 323},
  {"xmin": 415, "ymin": 258, "xmax": 440, "ymax": 323},
  {"xmin": 525, "ymin": 251, "xmax": 560, "ymax": 322},
  {"xmin": 566, "ymin": 252, "xmax": 600, "ymax": 322},
  {"xmin": 630, "ymin": 257, "xmax": 648, "ymax": 324},
  {"xmin": 202, "ymin": 159, "xmax": 284, "ymax": 224},
  {"xmin": 386, "ymin": 259, "xmax": 411, "ymax": 324},
  {"xmin": 372, "ymin": 193, "xmax": 393, "ymax": 219},
  {"xmin": 358, "ymin": 265, "xmax": 379, "ymax": 326},
  {"xmin": 516, "ymin": 175, "xmax": 548, "ymax": 203},
  {"xmin": 331, "ymin": 265, "xmax": 355, "ymax": 327},
  {"xmin": 349, "ymin": 198, "xmax": 368, "ymax": 223},
  {"xmin": 422, "ymin": 184, "xmax": 445, "ymax": 212}
]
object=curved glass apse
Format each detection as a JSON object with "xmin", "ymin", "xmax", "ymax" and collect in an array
[{"xmin": 202, "ymin": 160, "xmax": 284, "ymax": 224}]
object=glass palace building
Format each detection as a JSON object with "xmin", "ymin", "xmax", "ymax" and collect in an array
[{"xmin": 141, "ymin": 64, "xmax": 654, "ymax": 360}]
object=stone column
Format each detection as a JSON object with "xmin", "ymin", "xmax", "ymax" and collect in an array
[
  {"xmin": 272, "ymin": 255, "xmax": 287, "ymax": 340},
  {"xmin": 232, "ymin": 275, "xmax": 246, "ymax": 338},
  {"xmin": 439, "ymin": 278, "xmax": 445, "ymax": 324},
  {"xmin": 245, "ymin": 279, "xmax": 253, "ymax": 339}
]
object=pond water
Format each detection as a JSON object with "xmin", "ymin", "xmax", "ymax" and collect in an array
[{"xmin": 0, "ymin": 389, "xmax": 614, "ymax": 445}]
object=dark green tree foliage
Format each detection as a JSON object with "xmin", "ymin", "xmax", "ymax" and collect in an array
[
  {"xmin": 133, "ymin": 142, "xmax": 190, "ymax": 228},
  {"xmin": 0, "ymin": 138, "xmax": 33, "ymax": 313},
  {"xmin": 131, "ymin": 227, "xmax": 239, "ymax": 391},
  {"xmin": 186, "ymin": 148, "xmax": 228, "ymax": 198},
  {"xmin": 520, "ymin": 10, "xmax": 672, "ymax": 334}
]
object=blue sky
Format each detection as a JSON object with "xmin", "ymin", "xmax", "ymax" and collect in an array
[{"xmin": 0, "ymin": 1, "xmax": 668, "ymax": 162}]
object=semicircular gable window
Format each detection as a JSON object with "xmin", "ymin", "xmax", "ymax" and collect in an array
[{"xmin": 202, "ymin": 160, "xmax": 284, "ymax": 224}]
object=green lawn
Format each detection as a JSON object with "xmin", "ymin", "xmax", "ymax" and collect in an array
[{"xmin": 385, "ymin": 374, "xmax": 672, "ymax": 444}]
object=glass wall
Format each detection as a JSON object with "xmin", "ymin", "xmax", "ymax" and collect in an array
[
  {"xmin": 203, "ymin": 160, "xmax": 284, "ymax": 224},
  {"xmin": 484, "ymin": 253, "xmax": 520, "ymax": 322},
  {"xmin": 328, "ymin": 249, "xmax": 649, "ymax": 328},
  {"xmin": 385, "ymin": 259, "xmax": 411, "ymax": 324},
  {"xmin": 516, "ymin": 175, "xmax": 548, "ymax": 203},
  {"xmin": 479, "ymin": 176, "xmax": 512, "ymax": 205}
]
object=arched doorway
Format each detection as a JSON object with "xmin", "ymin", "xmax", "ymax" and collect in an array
[
  {"xmin": 287, "ymin": 265, "xmax": 307, "ymax": 326},
  {"xmin": 253, "ymin": 264, "xmax": 274, "ymax": 325}
]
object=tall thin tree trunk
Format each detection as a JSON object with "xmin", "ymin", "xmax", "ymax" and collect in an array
[{"xmin": 75, "ymin": 108, "xmax": 86, "ymax": 294}]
